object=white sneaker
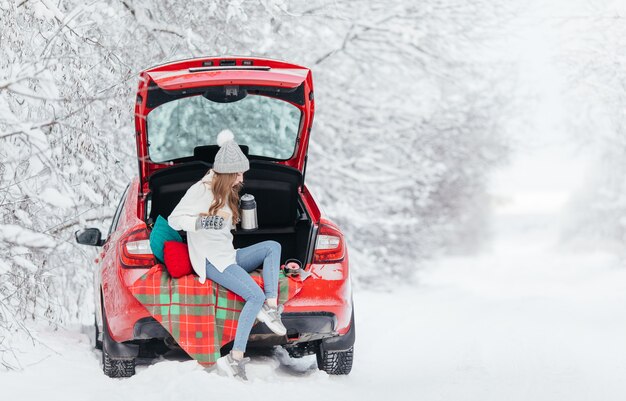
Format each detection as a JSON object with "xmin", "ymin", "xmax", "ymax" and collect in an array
[
  {"xmin": 216, "ymin": 351, "xmax": 250, "ymax": 381},
  {"xmin": 256, "ymin": 303, "xmax": 287, "ymax": 336}
]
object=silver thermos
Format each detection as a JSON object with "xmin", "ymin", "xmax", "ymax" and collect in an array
[{"xmin": 240, "ymin": 193, "xmax": 258, "ymax": 230}]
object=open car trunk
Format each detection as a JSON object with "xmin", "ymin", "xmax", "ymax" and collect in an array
[{"xmin": 145, "ymin": 159, "xmax": 315, "ymax": 266}]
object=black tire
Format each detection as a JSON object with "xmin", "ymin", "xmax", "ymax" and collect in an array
[
  {"xmin": 94, "ymin": 316, "xmax": 102, "ymax": 350},
  {"xmin": 101, "ymin": 299, "xmax": 136, "ymax": 378},
  {"xmin": 102, "ymin": 348, "xmax": 136, "ymax": 378},
  {"xmin": 316, "ymin": 345, "xmax": 353, "ymax": 375}
]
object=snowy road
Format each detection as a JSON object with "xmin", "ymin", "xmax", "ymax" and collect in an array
[{"xmin": 2, "ymin": 213, "xmax": 626, "ymax": 401}]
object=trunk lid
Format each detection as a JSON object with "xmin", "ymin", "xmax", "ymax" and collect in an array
[{"xmin": 134, "ymin": 57, "xmax": 315, "ymax": 196}]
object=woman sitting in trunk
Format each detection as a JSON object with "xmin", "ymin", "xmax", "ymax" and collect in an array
[{"xmin": 168, "ymin": 129, "xmax": 294, "ymax": 381}]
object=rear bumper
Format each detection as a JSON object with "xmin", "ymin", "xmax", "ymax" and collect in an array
[{"xmin": 129, "ymin": 310, "xmax": 355, "ymax": 350}]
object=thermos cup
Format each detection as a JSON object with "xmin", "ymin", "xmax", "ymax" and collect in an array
[
  {"xmin": 240, "ymin": 193, "xmax": 258, "ymax": 230},
  {"xmin": 282, "ymin": 258, "xmax": 311, "ymax": 280}
]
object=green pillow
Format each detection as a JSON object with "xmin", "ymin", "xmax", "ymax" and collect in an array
[{"xmin": 150, "ymin": 215, "xmax": 182, "ymax": 263}]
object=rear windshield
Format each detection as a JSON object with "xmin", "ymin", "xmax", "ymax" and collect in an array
[{"xmin": 146, "ymin": 94, "xmax": 302, "ymax": 162}]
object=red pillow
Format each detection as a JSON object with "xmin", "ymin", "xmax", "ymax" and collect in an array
[{"xmin": 163, "ymin": 241, "xmax": 193, "ymax": 278}]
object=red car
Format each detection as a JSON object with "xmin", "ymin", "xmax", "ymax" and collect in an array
[{"xmin": 76, "ymin": 56, "xmax": 355, "ymax": 378}]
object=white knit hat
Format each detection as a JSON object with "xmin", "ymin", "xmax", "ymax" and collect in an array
[{"xmin": 212, "ymin": 129, "xmax": 250, "ymax": 173}]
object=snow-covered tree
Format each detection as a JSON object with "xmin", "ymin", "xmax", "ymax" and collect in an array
[
  {"xmin": 0, "ymin": 0, "xmax": 513, "ymax": 369},
  {"xmin": 264, "ymin": 1, "xmax": 515, "ymax": 283},
  {"xmin": 555, "ymin": 1, "xmax": 626, "ymax": 254}
]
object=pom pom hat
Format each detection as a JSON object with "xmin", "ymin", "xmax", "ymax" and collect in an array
[{"xmin": 212, "ymin": 129, "xmax": 250, "ymax": 173}]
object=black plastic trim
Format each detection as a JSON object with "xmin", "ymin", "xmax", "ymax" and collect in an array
[
  {"xmin": 320, "ymin": 307, "xmax": 355, "ymax": 352},
  {"xmin": 261, "ymin": 312, "xmax": 336, "ymax": 335},
  {"xmin": 133, "ymin": 317, "xmax": 170, "ymax": 339},
  {"xmin": 102, "ymin": 305, "xmax": 139, "ymax": 359},
  {"xmin": 305, "ymin": 222, "xmax": 318, "ymax": 267},
  {"xmin": 245, "ymin": 312, "xmax": 338, "ymax": 348}
]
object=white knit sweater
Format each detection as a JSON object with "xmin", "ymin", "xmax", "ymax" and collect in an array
[{"xmin": 168, "ymin": 169, "xmax": 237, "ymax": 283}]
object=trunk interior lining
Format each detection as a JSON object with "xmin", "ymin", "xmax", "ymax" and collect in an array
[{"xmin": 147, "ymin": 160, "xmax": 312, "ymax": 263}]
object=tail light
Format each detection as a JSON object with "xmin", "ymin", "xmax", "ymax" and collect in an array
[
  {"xmin": 313, "ymin": 220, "xmax": 345, "ymax": 263},
  {"xmin": 119, "ymin": 226, "xmax": 156, "ymax": 268}
]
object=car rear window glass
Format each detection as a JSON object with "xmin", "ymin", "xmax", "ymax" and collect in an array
[{"xmin": 146, "ymin": 94, "xmax": 302, "ymax": 162}]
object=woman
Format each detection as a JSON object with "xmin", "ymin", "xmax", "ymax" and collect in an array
[{"xmin": 168, "ymin": 129, "xmax": 295, "ymax": 380}]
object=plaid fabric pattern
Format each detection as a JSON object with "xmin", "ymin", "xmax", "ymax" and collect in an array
[{"xmin": 129, "ymin": 264, "xmax": 303, "ymax": 367}]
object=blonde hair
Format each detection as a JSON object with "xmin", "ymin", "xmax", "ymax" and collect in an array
[{"xmin": 204, "ymin": 170, "xmax": 242, "ymax": 226}]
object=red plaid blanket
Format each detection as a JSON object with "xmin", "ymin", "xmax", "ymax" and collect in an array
[{"xmin": 129, "ymin": 264, "xmax": 303, "ymax": 367}]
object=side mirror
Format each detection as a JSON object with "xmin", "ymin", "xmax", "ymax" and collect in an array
[{"xmin": 75, "ymin": 228, "xmax": 105, "ymax": 247}]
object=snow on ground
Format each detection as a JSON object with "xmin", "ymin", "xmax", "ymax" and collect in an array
[{"xmin": 1, "ymin": 208, "xmax": 625, "ymax": 401}]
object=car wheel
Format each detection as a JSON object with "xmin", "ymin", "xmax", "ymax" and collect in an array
[
  {"xmin": 316, "ymin": 345, "xmax": 353, "ymax": 375},
  {"xmin": 101, "ymin": 302, "xmax": 136, "ymax": 378},
  {"xmin": 102, "ymin": 347, "xmax": 136, "ymax": 378}
]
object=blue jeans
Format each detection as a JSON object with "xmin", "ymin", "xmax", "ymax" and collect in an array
[{"xmin": 205, "ymin": 240, "xmax": 281, "ymax": 353}]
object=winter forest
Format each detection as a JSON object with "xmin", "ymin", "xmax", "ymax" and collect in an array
[{"xmin": 1, "ymin": 0, "xmax": 626, "ymax": 399}]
